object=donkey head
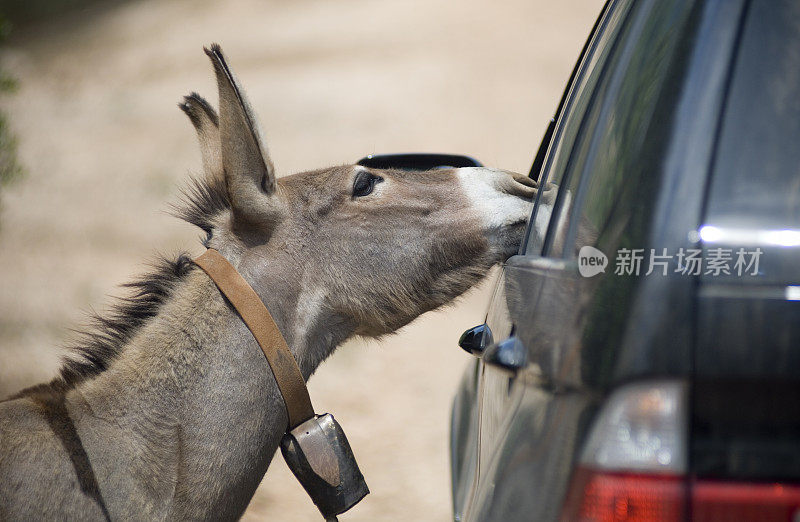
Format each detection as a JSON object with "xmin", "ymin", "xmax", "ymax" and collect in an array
[{"xmin": 179, "ymin": 44, "xmax": 535, "ymax": 344}]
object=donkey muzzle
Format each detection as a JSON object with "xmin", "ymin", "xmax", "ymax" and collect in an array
[{"xmin": 280, "ymin": 413, "xmax": 369, "ymax": 518}]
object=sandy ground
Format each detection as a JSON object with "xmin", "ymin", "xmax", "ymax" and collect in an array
[{"xmin": 0, "ymin": 1, "xmax": 600, "ymax": 519}]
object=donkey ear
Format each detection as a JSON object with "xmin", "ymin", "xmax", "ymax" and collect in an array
[
  {"xmin": 179, "ymin": 92, "xmax": 223, "ymax": 181},
  {"xmin": 204, "ymin": 44, "xmax": 278, "ymax": 221}
]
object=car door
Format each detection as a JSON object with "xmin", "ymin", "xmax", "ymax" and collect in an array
[
  {"xmin": 456, "ymin": 1, "xmax": 633, "ymax": 519},
  {"xmin": 449, "ymin": 0, "xmax": 612, "ymax": 510},
  {"xmin": 457, "ymin": 0, "xmax": 714, "ymax": 519}
]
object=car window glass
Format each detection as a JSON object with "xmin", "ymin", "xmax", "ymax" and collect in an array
[
  {"xmin": 705, "ymin": 0, "xmax": 800, "ymax": 231},
  {"xmin": 524, "ymin": 0, "xmax": 632, "ymax": 255},
  {"xmin": 548, "ymin": 0, "xmax": 696, "ymax": 258}
]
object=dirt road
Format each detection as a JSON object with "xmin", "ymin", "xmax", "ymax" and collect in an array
[{"xmin": 0, "ymin": 1, "xmax": 601, "ymax": 519}]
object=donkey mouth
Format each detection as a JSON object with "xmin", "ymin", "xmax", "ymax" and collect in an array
[
  {"xmin": 506, "ymin": 194, "xmax": 535, "ymax": 226},
  {"xmin": 488, "ymin": 218, "xmax": 530, "ymax": 260}
]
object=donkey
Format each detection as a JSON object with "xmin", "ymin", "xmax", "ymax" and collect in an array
[{"xmin": 0, "ymin": 44, "xmax": 537, "ymax": 520}]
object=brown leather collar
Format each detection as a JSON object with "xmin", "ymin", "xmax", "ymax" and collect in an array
[{"xmin": 194, "ymin": 248, "xmax": 315, "ymax": 429}]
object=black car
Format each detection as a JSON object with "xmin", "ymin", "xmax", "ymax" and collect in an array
[{"xmin": 448, "ymin": 0, "xmax": 800, "ymax": 520}]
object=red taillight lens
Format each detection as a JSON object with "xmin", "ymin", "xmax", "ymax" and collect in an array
[
  {"xmin": 561, "ymin": 469, "xmax": 800, "ymax": 522},
  {"xmin": 561, "ymin": 467, "xmax": 686, "ymax": 522},
  {"xmin": 561, "ymin": 382, "xmax": 689, "ymax": 521},
  {"xmin": 560, "ymin": 381, "xmax": 800, "ymax": 521},
  {"xmin": 692, "ymin": 480, "xmax": 800, "ymax": 522}
]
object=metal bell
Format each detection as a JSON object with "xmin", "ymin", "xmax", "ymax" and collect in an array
[{"xmin": 280, "ymin": 413, "xmax": 369, "ymax": 519}]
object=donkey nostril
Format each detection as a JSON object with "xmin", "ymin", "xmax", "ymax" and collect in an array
[{"xmin": 512, "ymin": 173, "xmax": 537, "ymax": 188}]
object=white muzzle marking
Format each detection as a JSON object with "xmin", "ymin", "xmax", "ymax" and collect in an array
[{"xmin": 456, "ymin": 167, "xmax": 535, "ymax": 228}]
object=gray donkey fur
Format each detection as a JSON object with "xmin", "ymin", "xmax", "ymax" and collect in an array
[{"xmin": 0, "ymin": 44, "xmax": 537, "ymax": 520}]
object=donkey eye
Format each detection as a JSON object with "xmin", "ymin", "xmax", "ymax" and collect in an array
[{"xmin": 352, "ymin": 172, "xmax": 384, "ymax": 198}]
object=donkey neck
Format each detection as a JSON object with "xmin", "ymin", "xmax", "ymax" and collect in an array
[
  {"xmin": 212, "ymin": 241, "xmax": 356, "ymax": 377},
  {"xmin": 67, "ymin": 253, "xmax": 351, "ymax": 518}
]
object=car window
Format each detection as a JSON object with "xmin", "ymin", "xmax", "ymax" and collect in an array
[
  {"xmin": 705, "ymin": 0, "xmax": 800, "ymax": 233},
  {"xmin": 546, "ymin": 0, "xmax": 697, "ymax": 258},
  {"xmin": 524, "ymin": 0, "xmax": 632, "ymax": 255}
]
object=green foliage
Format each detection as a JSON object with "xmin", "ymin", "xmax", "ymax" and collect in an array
[
  {"xmin": 0, "ymin": 114, "xmax": 21, "ymax": 188},
  {"xmin": 0, "ymin": 15, "xmax": 22, "ymax": 189},
  {"xmin": 2, "ymin": 0, "xmax": 116, "ymax": 26}
]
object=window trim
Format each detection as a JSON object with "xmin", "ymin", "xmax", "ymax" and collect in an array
[{"xmin": 520, "ymin": 0, "xmax": 629, "ymax": 257}]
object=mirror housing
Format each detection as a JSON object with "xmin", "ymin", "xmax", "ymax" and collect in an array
[
  {"xmin": 483, "ymin": 336, "xmax": 528, "ymax": 373},
  {"xmin": 458, "ymin": 324, "xmax": 493, "ymax": 356},
  {"xmin": 356, "ymin": 153, "xmax": 482, "ymax": 171}
]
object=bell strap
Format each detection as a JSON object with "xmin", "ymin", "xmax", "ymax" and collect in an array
[{"xmin": 194, "ymin": 248, "xmax": 315, "ymax": 429}]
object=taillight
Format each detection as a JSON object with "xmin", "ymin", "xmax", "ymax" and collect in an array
[
  {"xmin": 562, "ymin": 469, "xmax": 685, "ymax": 522},
  {"xmin": 692, "ymin": 479, "xmax": 800, "ymax": 521},
  {"xmin": 561, "ymin": 381, "xmax": 689, "ymax": 522}
]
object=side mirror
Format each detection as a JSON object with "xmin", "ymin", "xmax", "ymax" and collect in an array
[
  {"xmin": 356, "ymin": 153, "xmax": 482, "ymax": 171},
  {"xmin": 483, "ymin": 336, "xmax": 527, "ymax": 373},
  {"xmin": 458, "ymin": 324, "xmax": 493, "ymax": 356}
]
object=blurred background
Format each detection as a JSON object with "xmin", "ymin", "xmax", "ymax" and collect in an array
[{"xmin": 0, "ymin": 0, "xmax": 600, "ymax": 519}]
